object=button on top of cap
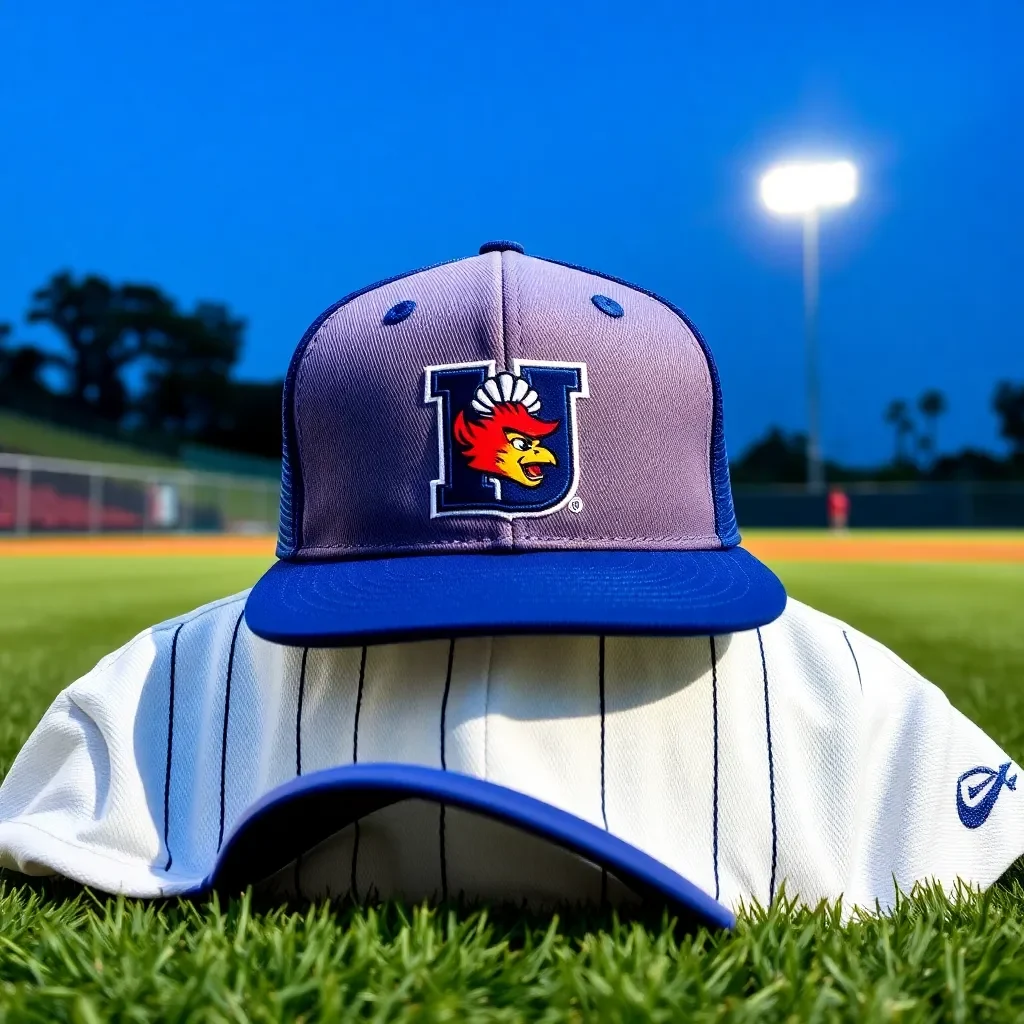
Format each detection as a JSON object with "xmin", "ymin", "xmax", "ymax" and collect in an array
[{"xmin": 478, "ymin": 240, "xmax": 525, "ymax": 255}]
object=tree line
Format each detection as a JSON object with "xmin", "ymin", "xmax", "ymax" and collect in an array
[
  {"xmin": 3, "ymin": 271, "xmax": 1023, "ymax": 479},
  {"xmin": 732, "ymin": 382, "xmax": 1024, "ymax": 484},
  {"xmin": 0, "ymin": 273, "xmax": 281, "ymax": 458}
]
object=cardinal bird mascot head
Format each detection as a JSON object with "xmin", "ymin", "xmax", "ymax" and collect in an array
[{"xmin": 452, "ymin": 372, "xmax": 560, "ymax": 489}]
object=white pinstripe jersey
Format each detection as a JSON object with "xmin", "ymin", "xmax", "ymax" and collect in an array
[{"xmin": 0, "ymin": 592, "xmax": 1020, "ymax": 914}]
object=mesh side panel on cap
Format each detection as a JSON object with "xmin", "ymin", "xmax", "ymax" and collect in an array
[{"xmin": 277, "ymin": 433, "xmax": 296, "ymax": 554}]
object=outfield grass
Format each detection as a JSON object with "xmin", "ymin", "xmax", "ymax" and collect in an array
[{"xmin": 1, "ymin": 553, "xmax": 1023, "ymax": 1020}]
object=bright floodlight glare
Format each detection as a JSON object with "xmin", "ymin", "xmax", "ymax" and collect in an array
[{"xmin": 760, "ymin": 161, "xmax": 858, "ymax": 215}]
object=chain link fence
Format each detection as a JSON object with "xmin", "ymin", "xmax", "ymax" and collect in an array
[
  {"xmin": 0, "ymin": 453, "xmax": 279, "ymax": 535},
  {"xmin": 3, "ymin": 452, "xmax": 1023, "ymax": 535},
  {"xmin": 733, "ymin": 481, "xmax": 1024, "ymax": 528}
]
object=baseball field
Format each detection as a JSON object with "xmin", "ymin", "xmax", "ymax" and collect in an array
[{"xmin": 1, "ymin": 531, "xmax": 1023, "ymax": 1020}]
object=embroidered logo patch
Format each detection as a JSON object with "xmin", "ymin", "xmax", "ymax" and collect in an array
[
  {"xmin": 425, "ymin": 360, "xmax": 588, "ymax": 519},
  {"xmin": 956, "ymin": 762, "xmax": 1017, "ymax": 829}
]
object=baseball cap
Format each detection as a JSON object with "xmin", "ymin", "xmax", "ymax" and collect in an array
[{"xmin": 244, "ymin": 241, "xmax": 787, "ymax": 646}]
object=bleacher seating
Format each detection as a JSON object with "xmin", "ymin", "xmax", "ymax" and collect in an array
[{"xmin": 0, "ymin": 475, "xmax": 142, "ymax": 531}]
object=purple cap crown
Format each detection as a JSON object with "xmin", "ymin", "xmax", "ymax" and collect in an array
[
  {"xmin": 276, "ymin": 247, "xmax": 739, "ymax": 560},
  {"xmin": 246, "ymin": 243, "xmax": 781, "ymax": 647}
]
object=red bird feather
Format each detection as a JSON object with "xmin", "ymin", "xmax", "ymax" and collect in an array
[{"xmin": 453, "ymin": 402, "xmax": 560, "ymax": 475}]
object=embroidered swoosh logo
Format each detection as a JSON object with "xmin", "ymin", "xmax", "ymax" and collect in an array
[{"xmin": 956, "ymin": 762, "xmax": 1017, "ymax": 829}]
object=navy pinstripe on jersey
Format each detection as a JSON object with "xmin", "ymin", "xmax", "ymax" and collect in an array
[
  {"xmin": 296, "ymin": 647, "xmax": 309, "ymax": 776},
  {"xmin": 599, "ymin": 635, "xmax": 609, "ymax": 903},
  {"xmin": 710, "ymin": 635, "xmax": 720, "ymax": 902},
  {"xmin": 843, "ymin": 631, "xmax": 863, "ymax": 692},
  {"xmin": 217, "ymin": 610, "xmax": 245, "ymax": 852},
  {"xmin": 757, "ymin": 628, "xmax": 778, "ymax": 903},
  {"xmin": 163, "ymin": 623, "xmax": 185, "ymax": 871},
  {"xmin": 438, "ymin": 638, "xmax": 456, "ymax": 900},
  {"xmin": 350, "ymin": 645, "xmax": 368, "ymax": 900}
]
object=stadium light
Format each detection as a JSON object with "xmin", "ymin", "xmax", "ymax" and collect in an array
[
  {"xmin": 759, "ymin": 161, "xmax": 857, "ymax": 215},
  {"xmin": 759, "ymin": 159, "xmax": 858, "ymax": 492}
]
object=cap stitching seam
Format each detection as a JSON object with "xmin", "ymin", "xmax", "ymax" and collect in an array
[
  {"xmin": 286, "ymin": 533, "xmax": 726, "ymax": 557},
  {"xmin": 499, "ymin": 252, "xmax": 510, "ymax": 397},
  {"xmin": 511, "ymin": 255, "xmax": 525, "ymax": 550},
  {"xmin": 498, "ymin": 251, "xmax": 515, "ymax": 551}
]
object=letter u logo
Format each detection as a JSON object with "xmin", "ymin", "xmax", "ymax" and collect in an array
[{"xmin": 424, "ymin": 360, "xmax": 588, "ymax": 519}]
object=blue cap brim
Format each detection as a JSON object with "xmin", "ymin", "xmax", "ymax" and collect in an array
[
  {"xmin": 245, "ymin": 547, "xmax": 786, "ymax": 646},
  {"xmin": 200, "ymin": 762, "xmax": 735, "ymax": 929}
]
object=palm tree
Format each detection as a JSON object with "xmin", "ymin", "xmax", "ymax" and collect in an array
[
  {"xmin": 994, "ymin": 381, "xmax": 1024, "ymax": 456},
  {"xmin": 918, "ymin": 389, "xmax": 947, "ymax": 459},
  {"xmin": 883, "ymin": 399, "xmax": 915, "ymax": 464}
]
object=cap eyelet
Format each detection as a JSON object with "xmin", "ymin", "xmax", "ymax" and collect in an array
[
  {"xmin": 591, "ymin": 294, "xmax": 623, "ymax": 318},
  {"xmin": 382, "ymin": 300, "xmax": 416, "ymax": 326}
]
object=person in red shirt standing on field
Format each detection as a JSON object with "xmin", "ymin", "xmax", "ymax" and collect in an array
[{"xmin": 827, "ymin": 486, "xmax": 850, "ymax": 531}]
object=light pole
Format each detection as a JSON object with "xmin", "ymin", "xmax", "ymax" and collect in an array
[{"xmin": 759, "ymin": 160, "xmax": 857, "ymax": 492}]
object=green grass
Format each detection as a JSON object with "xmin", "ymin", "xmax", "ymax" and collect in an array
[
  {"xmin": 0, "ymin": 412, "xmax": 182, "ymax": 468},
  {"xmin": 1, "ymin": 554, "xmax": 1023, "ymax": 1021}
]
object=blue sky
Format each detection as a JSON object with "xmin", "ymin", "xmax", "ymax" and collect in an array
[{"xmin": 2, "ymin": 0, "xmax": 1022, "ymax": 465}]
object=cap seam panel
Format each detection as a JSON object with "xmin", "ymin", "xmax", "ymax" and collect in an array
[
  {"xmin": 279, "ymin": 254, "xmax": 467, "ymax": 556},
  {"xmin": 508, "ymin": 253, "xmax": 525, "ymax": 550},
  {"xmin": 533, "ymin": 255, "xmax": 739, "ymax": 546}
]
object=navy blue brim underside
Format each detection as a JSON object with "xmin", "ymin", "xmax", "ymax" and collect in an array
[
  {"xmin": 244, "ymin": 547, "xmax": 786, "ymax": 647},
  {"xmin": 200, "ymin": 762, "xmax": 735, "ymax": 930}
]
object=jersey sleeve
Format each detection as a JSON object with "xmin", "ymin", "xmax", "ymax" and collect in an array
[
  {"xmin": 842, "ymin": 625, "xmax": 1024, "ymax": 908},
  {"xmin": 760, "ymin": 600, "xmax": 1024, "ymax": 914},
  {"xmin": 0, "ymin": 594, "xmax": 249, "ymax": 897}
]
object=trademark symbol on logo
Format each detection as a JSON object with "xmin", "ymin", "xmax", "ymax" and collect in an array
[{"xmin": 568, "ymin": 497, "xmax": 584, "ymax": 514}]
